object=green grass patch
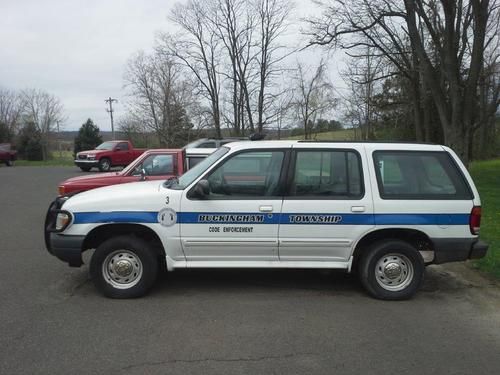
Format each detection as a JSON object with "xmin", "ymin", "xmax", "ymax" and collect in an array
[
  {"xmin": 470, "ymin": 158, "xmax": 500, "ymax": 278},
  {"xmin": 16, "ymin": 150, "xmax": 74, "ymax": 167}
]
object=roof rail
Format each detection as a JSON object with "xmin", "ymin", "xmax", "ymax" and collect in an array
[{"xmin": 297, "ymin": 140, "xmax": 437, "ymax": 145}]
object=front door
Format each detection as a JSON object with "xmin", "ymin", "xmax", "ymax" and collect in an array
[
  {"xmin": 279, "ymin": 146, "xmax": 374, "ymax": 262},
  {"xmin": 180, "ymin": 149, "xmax": 287, "ymax": 262}
]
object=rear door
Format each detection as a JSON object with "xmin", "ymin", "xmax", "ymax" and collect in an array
[{"xmin": 279, "ymin": 144, "xmax": 374, "ymax": 262}]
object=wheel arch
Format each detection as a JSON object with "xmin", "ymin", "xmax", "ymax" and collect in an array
[
  {"xmin": 352, "ymin": 228, "xmax": 434, "ymax": 268},
  {"xmin": 82, "ymin": 223, "xmax": 165, "ymax": 260}
]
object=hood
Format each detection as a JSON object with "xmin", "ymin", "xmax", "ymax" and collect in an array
[
  {"xmin": 78, "ymin": 150, "xmax": 103, "ymax": 156},
  {"xmin": 62, "ymin": 180, "xmax": 174, "ymax": 212},
  {"xmin": 61, "ymin": 172, "xmax": 122, "ymax": 184}
]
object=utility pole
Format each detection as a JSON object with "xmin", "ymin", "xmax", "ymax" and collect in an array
[
  {"xmin": 56, "ymin": 120, "xmax": 62, "ymax": 158},
  {"xmin": 105, "ymin": 97, "xmax": 118, "ymax": 140}
]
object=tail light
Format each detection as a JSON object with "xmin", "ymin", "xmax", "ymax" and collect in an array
[{"xmin": 469, "ymin": 206, "xmax": 481, "ymax": 235}]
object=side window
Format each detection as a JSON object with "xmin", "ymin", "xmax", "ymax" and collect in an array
[
  {"xmin": 187, "ymin": 156, "xmax": 206, "ymax": 169},
  {"xmin": 118, "ymin": 142, "xmax": 129, "ymax": 151},
  {"xmin": 291, "ymin": 150, "xmax": 363, "ymax": 198},
  {"xmin": 374, "ymin": 151, "xmax": 472, "ymax": 199},
  {"xmin": 198, "ymin": 142, "xmax": 216, "ymax": 148},
  {"xmin": 206, "ymin": 151, "xmax": 284, "ymax": 198},
  {"xmin": 136, "ymin": 154, "xmax": 174, "ymax": 176}
]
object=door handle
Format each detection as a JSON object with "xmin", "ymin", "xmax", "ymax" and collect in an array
[
  {"xmin": 259, "ymin": 205, "xmax": 273, "ymax": 213},
  {"xmin": 351, "ymin": 206, "xmax": 365, "ymax": 212}
]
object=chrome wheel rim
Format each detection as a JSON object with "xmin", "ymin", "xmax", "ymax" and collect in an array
[
  {"xmin": 102, "ymin": 250, "xmax": 143, "ymax": 289},
  {"xmin": 375, "ymin": 253, "xmax": 414, "ymax": 291},
  {"xmin": 101, "ymin": 160, "xmax": 110, "ymax": 170}
]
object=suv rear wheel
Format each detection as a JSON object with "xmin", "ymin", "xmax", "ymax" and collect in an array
[
  {"xmin": 358, "ymin": 240, "xmax": 424, "ymax": 300},
  {"xmin": 90, "ymin": 236, "xmax": 159, "ymax": 298}
]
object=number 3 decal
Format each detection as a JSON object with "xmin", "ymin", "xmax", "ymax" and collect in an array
[{"xmin": 165, "ymin": 196, "xmax": 170, "ymax": 205}]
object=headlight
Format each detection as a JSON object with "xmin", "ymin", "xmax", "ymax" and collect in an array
[{"xmin": 55, "ymin": 212, "xmax": 72, "ymax": 231}]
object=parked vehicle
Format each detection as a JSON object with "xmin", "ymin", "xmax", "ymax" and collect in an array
[
  {"xmin": 74, "ymin": 141, "xmax": 146, "ymax": 172},
  {"xmin": 59, "ymin": 148, "xmax": 216, "ymax": 195},
  {"xmin": 45, "ymin": 141, "xmax": 488, "ymax": 300},
  {"xmin": 0, "ymin": 143, "xmax": 17, "ymax": 167},
  {"xmin": 183, "ymin": 137, "xmax": 248, "ymax": 149}
]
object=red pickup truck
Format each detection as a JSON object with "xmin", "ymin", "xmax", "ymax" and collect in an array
[
  {"xmin": 0, "ymin": 143, "xmax": 17, "ymax": 166},
  {"xmin": 74, "ymin": 140, "xmax": 146, "ymax": 172},
  {"xmin": 59, "ymin": 148, "xmax": 215, "ymax": 195}
]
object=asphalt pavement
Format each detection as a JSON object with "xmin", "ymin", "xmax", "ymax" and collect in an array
[{"xmin": 1, "ymin": 165, "xmax": 500, "ymax": 375}]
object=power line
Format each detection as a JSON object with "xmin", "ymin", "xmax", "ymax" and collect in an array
[{"xmin": 105, "ymin": 97, "xmax": 118, "ymax": 140}]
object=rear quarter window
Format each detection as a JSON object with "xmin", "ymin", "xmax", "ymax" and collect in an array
[{"xmin": 373, "ymin": 151, "xmax": 472, "ymax": 200}]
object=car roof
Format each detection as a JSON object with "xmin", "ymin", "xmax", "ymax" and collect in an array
[
  {"xmin": 185, "ymin": 148, "xmax": 218, "ymax": 156},
  {"xmin": 223, "ymin": 140, "xmax": 445, "ymax": 152},
  {"xmin": 142, "ymin": 148, "xmax": 183, "ymax": 154}
]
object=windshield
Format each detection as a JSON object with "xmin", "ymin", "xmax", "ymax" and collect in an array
[
  {"xmin": 95, "ymin": 142, "xmax": 116, "ymax": 150},
  {"xmin": 168, "ymin": 147, "xmax": 229, "ymax": 190}
]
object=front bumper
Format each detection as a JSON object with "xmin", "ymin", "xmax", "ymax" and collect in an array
[
  {"xmin": 45, "ymin": 195, "xmax": 85, "ymax": 267},
  {"xmin": 74, "ymin": 159, "xmax": 99, "ymax": 168},
  {"xmin": 432, "ymin": 238, "xmax": 489, "ymax": 264},
  {"xmin": 48, "ymin": 233, "xmax": 85, "ymax": 267}
]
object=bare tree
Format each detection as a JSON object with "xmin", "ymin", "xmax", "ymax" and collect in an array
[
  {"xmin": 168, "ymin": 0, "xmax": 223, "ymax": 138},
  {"xmin": 341, "ymin": 47, "xmax": 385, "ymax": 140},
  {"xmin": 0, "ymin": 88, "xmax": 23, "ymax": 138},
  {"xmin": 124, "ymin": 51, "xmax": 195, "ymax": 147},
  {"xmin": 21, "ymin": 89, "xmax": 64, "ymax": 160},
  {"xmin": 253, "ymin": 0, "xmax": 292, "ymax": 132},
  {"xmin": 307, "ymin": 0, "xmax": 499, "ymax": 164},
  {"xmin": 292, "ymin": 60, "xmax": 336, "ymax": 139}
]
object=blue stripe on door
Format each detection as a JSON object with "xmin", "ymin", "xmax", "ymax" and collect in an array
[
  {"xmin": 72, "ymin": 211, "xmax": 470, "ymax": 226},
  {"xmin": 73, "ymin": 211, "xmax": 158, "ymax": 224}
]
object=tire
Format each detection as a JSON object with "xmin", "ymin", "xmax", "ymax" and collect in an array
[
  {"xmin": 80, "ymin": 166, "xmax": 91, "ymax": 172},
  {"xmin": 358, "ymin": 240, "xmax": 424, "ymax": 300},
  {"xmin": 90, "ymin": 236, "xmax": 159, "ymax": 298},
  {"xmin": 98, "ymin": 158, "xmax": 111, "ymax": 172},
  {"xmin": 6, "ymin": 159, "xmax": 13, "ymax": 167}
]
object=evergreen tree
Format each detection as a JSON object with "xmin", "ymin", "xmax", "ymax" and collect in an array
[
  {"xmin": 17, "ymin": 122, "xmax": 43, "ymax": 160},
  {"xmin": 74, "ymin": 119, "xmax": 102, "ymax": 155}
]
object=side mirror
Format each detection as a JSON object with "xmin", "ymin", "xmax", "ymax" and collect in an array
[
  {"xmin": 190, "ymin": 179, "xmax": 210, "ymax": 198},
  {"xmin": 140, "ymin": 168, "xmax": 147, "ymax": 181}
]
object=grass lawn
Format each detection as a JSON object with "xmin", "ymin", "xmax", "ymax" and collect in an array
[
  {"xmin": 470, "ymin": 158, "xmax": 500, "ymax": 278},
  {"xmin": 16, "ymin": 150, "xmax": 74, "ymax": 167}
]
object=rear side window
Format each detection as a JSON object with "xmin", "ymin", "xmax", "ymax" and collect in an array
[
  {"xmin": 118, "ymin": 142, "xmax": 129, "ymax": 150},
  {"xmin": 290, "ymin": 150, "xmax": 363, "ymax": 198},
  {"xmin": 198, "ymin": 142, "xmax": 216, "ymax": 148},
  {"xmin": 373, "ymin": 151, "xmax": 472, "ymax": 199}
]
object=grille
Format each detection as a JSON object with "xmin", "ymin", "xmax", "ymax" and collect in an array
[{"xmin": 78, "ymin": 154, "xmax": 87, "ymax": 160}]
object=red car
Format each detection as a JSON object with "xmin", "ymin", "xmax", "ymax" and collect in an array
[
  {"xmin": 0, "ymin": 143, "xmax": 17, "ymax": 166},
  {"xmin": 74, "ymin": 140, "xmax": 146, "ymax": 172},
  {"xmin": 59, "ymin": 148, "xmax": 215, "ymax": 195}
]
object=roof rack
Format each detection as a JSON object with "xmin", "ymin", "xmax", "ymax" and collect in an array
[{"xmin": 297, "ymin": 140, "xmax": 437, "ymax": 145}]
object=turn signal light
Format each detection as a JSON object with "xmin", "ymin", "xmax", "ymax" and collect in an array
[
  {"xmin": 58, "ymin": 186, "xmax": 65, "ymax": 196},
  {"xmin": 469, "ymin": 206, "xmax": 481, "ymax": 235}
]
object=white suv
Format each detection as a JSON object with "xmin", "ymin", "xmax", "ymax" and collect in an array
[{"xmin": 45, "ymin": 141, "xmax": 488, "ymax": 300}]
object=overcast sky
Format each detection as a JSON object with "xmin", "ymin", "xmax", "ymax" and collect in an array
[{"xmin": 1, "ymin": 0, "xmax": 344, "ymax": 131}]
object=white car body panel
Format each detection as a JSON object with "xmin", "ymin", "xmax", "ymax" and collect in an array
[{"xmin": 56, "ymin": 140, "xmax": 480, "ymax": 271}]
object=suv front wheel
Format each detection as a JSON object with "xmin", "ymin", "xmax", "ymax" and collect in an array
[
  {"xmin": 90, "ymin": 236, "xmax": 159, "ymax": 298},
  {"xmin": 358, "ymin": 240, "xmax": 424, "ymax": 300}
]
